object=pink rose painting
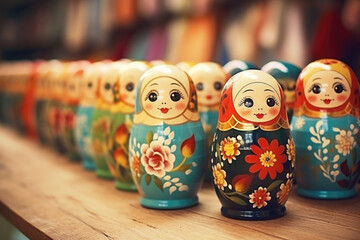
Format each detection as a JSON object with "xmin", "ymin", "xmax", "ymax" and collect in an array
[{"xmin": 140, "ymin": 141, "xmax": 175, "ymax": 178}]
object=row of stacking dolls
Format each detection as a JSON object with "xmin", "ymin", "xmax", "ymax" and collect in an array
[{"xmin": 0, "ymin": 59, "xmax": 359, "ymax": 221}]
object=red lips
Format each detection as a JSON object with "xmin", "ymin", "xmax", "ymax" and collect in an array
[
  {"xmin": 255, "ymin": 113, "xmax": 264, "ymax": 119},
  {"xmin": 160, "ymin": 108, "xmax": 169, "ymax": 113},
  {"xmin": 206, "ymin": 95, "xmax": 212, "ymax": 100},
  {"xmin": 323, "ymin": 99, "xmax": 331, "ymax": 104}
]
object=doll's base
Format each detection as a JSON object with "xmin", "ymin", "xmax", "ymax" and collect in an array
[
  {"xmin": 140, "ymin": 197, "xmax": 199, "ymax": 210},
  {"xmin": 82, "ymin": 161, "xmax": 96, "ymax": 171},
  {"xmin": 96, "ymin": 169, "xmax": 114, "ymax": 180},
  {"xmin": 115, "ymin": 181, "xmax": 137, "ymax": 192},
  {"xmin": 221, "ymin": 206, "xmax": 286, "ymax": 220},
  {"xmin": 296, "ymin": 187, "xmax": 357, "ymax": 199}
]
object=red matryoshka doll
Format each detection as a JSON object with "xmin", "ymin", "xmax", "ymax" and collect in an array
[
  {"xmin": 291, "ymin": 59, "xmax": 360, "ymax": 199},
  {"xmin": 211, "ymin": 70, "xmax": 294, "ymax": 220}
]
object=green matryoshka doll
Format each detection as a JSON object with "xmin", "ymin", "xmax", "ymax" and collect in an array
[{"xmin": 107, "ymin": 60, "xmax": 151, "ymax": 191}]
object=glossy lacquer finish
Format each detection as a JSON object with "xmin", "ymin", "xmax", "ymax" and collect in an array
[
  {"xmin": 291, "ymin": 59, "xmax": 360, "ymax": 199},
  {"xmin": 262, "ymin": 61, "xmax": 301, "ymax": 122},
  {"xmin": 129, "ymin": 65, "xmax": 207, "ymax": 209},
  {"xmin": 211, "ymin": 70, "xmax": 294, "ymax": 220}
]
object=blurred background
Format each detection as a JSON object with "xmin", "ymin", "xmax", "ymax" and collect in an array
[{"xmin": 0, "ymin": 0, "xmax": 359, "ymax": 75}]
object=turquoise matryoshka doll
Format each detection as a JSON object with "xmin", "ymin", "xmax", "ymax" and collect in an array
[
  {"xmin": 129, "ymin": 65, "xmax": 207, "ymax": 209},
  {"xmin": 211, "ymin": 70, "xmax": 294, "ymax": 220},
  {"xmin": 188, "ymin": 62, "xmax": 229, "ymax": 180},
  {"xmin": 90, "ymin": 61, "xmax": 118, "ymax": 179},
  {"xmin": 291, "ymin": 59, "xmax": 360, "ymax": 199},
  {"xmin": 75, "ymin": 62, "xmax": 103, "ymax": 170},
  {"xmin": 107, "ymin": 61, "xmax": 150, "ymax": 191},
  {"xmin": 223, "ymin": 60, "xmax": 258, "ymax": 77},
  {"xmin": 261, "ymin": 61, "xmax": 301, "ymax": 122}
]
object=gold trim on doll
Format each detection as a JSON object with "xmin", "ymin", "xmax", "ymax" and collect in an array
[{"xmin": 134, "ymin": 65, "xmax": 200, "ymax": 126}]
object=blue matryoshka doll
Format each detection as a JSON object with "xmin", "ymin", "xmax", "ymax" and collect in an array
[
  {"xmin": 107, "ymin": 61, "xmax": 151, "ymax": 191},
  {"xmin": 211, "ymin": 70, "xmax": 294, "ymax": 220},
  {"xmin": 188, "ymin": 62, "xmax": 229, "ymax": 180},
  {"xmin": 75, "ymin": 62, "xmax": 103, "ymax": 170},
  {"xmin": 261, "ymin": 61, "xmax": 301, "ymax": 122},
  {"xmin": 129, "ymin": 65, "xmax": 207, "ymax": 209},
  {"xmin": 291, "ymin": 59, "xmax": 360, "ymax": 199},
  {"xmin": 223, "ymin": 60, "xmax": 258, "ymax": 77}
]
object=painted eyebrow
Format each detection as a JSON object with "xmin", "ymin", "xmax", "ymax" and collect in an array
[
  {"xmin": 242, "ymin": 89, "xmax": 254, "ymax": 93},
  {"xmin": 311, "ymin": 77, "xmax": 321, "ymax": 82},
  {"xmin": 334, "ymin": 77, "xmax": 343, "ymax": 81},
  {"xmin": 150, "ymin": 83, "xmax": 159, "ymax": 86},
  {"xmin": 264, "ymin": 89, "xmax": 274, "ymax": 92},
  {"xmin": 170, "ymin": 82, "xmax": 181, "ymax": 86}
]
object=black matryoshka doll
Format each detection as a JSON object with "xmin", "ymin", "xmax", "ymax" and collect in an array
[
  {"xmin": 211, "ymin": 70, "xmax": 294, "ymax": 220},
  {"xmin": 129, "ymin": 65, "xmax": 207, "ymax": 209},
  {"xmin": 261, "ymin": 61, "xmax": 301, "ymax": 122}
]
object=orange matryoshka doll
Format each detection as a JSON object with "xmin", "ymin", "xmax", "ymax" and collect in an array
[
  {"xmin": 291, "ymin": 59, "xmax": 360, "ymax": 199},
  {"xmin": 211, "ymin": 70, "xmax": 294, "ymax": 220}
]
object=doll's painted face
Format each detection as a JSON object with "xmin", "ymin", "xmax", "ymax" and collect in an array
[
  {"xmin": 83, "ymin": 72, "xmax": 97, "ymax": 101},
  {"xmin": 304, "ymin": 70, "xmax": 350, "ymax": 109},
  {"xmin": 233, "ymin": 82, "xmax": 281, "ymax": 123},
  {"xmin": 100, "ymin": 72, "xmax": 117, "ymax": 104},
  {"xmin": 120, "ymin": 73, "xmax": 138, "ymax": 107},
  {"xmin": 141, "ymin": 77, "xmax": 189, "ymax": 120},
  {"xmin": 194, "ymin": 75, "xmax": 223, "ymax": 107},
  {"xmin": 278, "ymin": 79, "xmax": 296, "ymax": 104}
]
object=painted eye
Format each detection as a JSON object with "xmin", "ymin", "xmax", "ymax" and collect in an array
[
  {"xmin": 170, "ymin": 91, "xmax": 182, "ymax": 102},
  {"xmin": 148, "ymin": 92, "xmax": 157, "ymax": 102},
  {"xmin": 266, "ymin": 97, "xmax": 276, "ymax": 107},
  {"xmin": 87, "ymin": 82, "xmax": 92, "ymax": 88},
  {"xmin": 126, "ymin": 82, "xmax": 134, "ymax": 92},
  {"xmin": 214, "ymin": 81, "xmax": 222, "ymax": 91},
  {"xmin": 312, "ymin": 84, "xmax": 321, "ymax": 94},
  {"xmin": 334, "ymin": 84, "xmax": 344, "ymax": 94},
  {"xmin": 104, "ymin": 82, "xmax": 111, "ymax": 90},
  {"xmin": 196, "ymin": 83, "xmax": 204, "ymax": 91},
  {"xmin": 244, "ymin": 98, "xmax": 253, "ymax": 108}
]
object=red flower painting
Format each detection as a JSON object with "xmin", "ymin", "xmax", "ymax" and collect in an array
[{"xmin": 245, "ymin": 138, "xmax": 287, "ymax": 180}]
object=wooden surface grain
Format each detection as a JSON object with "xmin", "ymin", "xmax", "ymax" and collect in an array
[{"xmin": 0, "ymin": 126, "xmax": 359, "ymax": 240}]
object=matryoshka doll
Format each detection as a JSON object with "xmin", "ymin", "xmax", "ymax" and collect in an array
[
  {"xmin": 129, "ymin": 65, "xmax": 207, "ymax": 209},
  {"xmin": 75, "ymin": 62, "xmax": 103, "ymax": 170},
  {"xmin": 188, "ymin": 62, "xmax": 229, "ymax": 180},
  {"xmin": 291, "ymin": 59, "xmax": 360, "ymax": 199},
  {"xmin": 107, "ymin": 61, "xmax": 151, "ymax": 191},
  {"xmin": 261, "ymin": 61, "xmax": 301, "ymax": 122},
  {"xmin": 223, "ymin": 60, "xmax": 258, "ymax": 77},
  {"xmin": 90, "ymin": 61, "xmax": 117, "ymax": 179},
  {"xmin": 211, "ymin": 70, "xmax": 293, "ymax": 220},
  {"xmin": 61, "ymin": 61, "xmax": 89, "ymax": 161}
]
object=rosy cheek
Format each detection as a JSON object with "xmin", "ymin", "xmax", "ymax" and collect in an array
[
  {"xmin": 240, "ymin": 109, "xmax": 252, "ymax": 116},
  {"xmin": 336, "ymin": 94, "xmax": 348, "ymax": 102},
  {"xmin": 175, "ymin": 102, "xmax": 186, "ymax": 110},
  {"xmin": 307, "ymin": 95, "xmax": 318, "ymax": 103},
  {"xmin": 144, "ymin": 103, "xmax": 154, "ymax": 111},
  {"xmin": 269, "ymin": 108, "xmax": 279, "ymax": 116}
]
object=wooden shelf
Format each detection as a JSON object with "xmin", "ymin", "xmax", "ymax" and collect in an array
[{"xmin": 0, "ymin": 125, "xmax": 359, "ymax": 240}]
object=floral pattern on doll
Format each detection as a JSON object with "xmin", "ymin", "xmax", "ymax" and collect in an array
[
  {"xmin": 307, "ymin": 120, "xmax": 359, "ymax": 185},
  {"xmin": 130, "ymin": 126, "xmax": 197, "ymax": 195}
]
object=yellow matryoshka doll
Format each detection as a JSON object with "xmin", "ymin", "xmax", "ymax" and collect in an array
[
  {"xmin": 107, "ymin": 60, "xmax": 151, "ymax": 191},
  {"xmin": 129, "ymin": 65, "xmax": 207, "ymax": 209},
  {"xmin": 211, "ymin": 70, "xmax": 294, "ymax": 220},
  {"xmin": 187, "ymin": 62, "xmax": 229, "ymax": 180},
  {"xmin": 291, "ymin": 59, "xmax": 360, "ymax": 199}
]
